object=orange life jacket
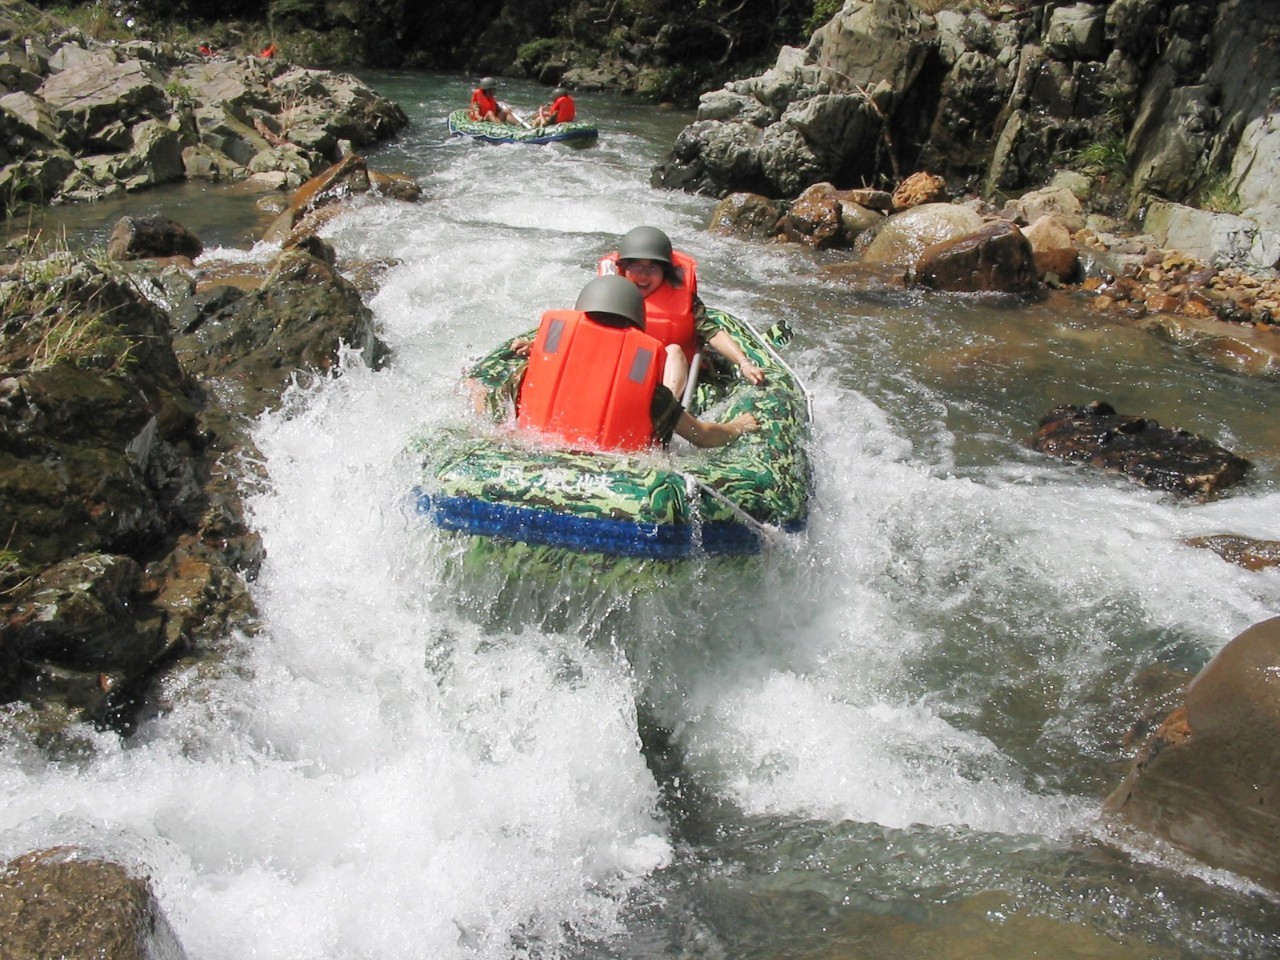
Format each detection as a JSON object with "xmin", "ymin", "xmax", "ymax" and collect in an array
[
  {"xmin": 517, "ymin": 310, "xmax": 665, "ymax": 452},
  {"xmin": 598, "ymin": 250, "xmax": 699, "ymax": 362}
]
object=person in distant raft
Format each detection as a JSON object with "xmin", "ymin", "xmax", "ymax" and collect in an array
[
  {"xmin": 517, "ymin": 276, "xmax": 759, "ymax": 451},
  {"xmin": 600, "ymin": 226, "xmax": 766, "ymax": 397},
  {"xmin": 532, "ymin": 88, "xmax": 575, "ymax": 127},
  {"xmin": 469, "ymin": 77, "xmax": 517, "ymax": 125}
]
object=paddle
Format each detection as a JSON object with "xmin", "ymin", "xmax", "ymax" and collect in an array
[{"xmin": 505, "ymin": 104, "xmax": 532, "ymax": 129}]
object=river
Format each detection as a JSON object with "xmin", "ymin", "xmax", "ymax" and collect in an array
[{"xmin": 3, "ymin": 71, "xmax": 1280, "ymax": 960}]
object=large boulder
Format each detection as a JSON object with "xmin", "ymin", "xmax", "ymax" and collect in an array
[
  {"xmin": 1105, "ymin": 617, "xmax": 1280, "ymax": 891},
  {"xmin": 859, "ymin": 202, "xmax": 984, "ymax": 268},
  {"xmin": 1027, "ymin": 400, "xmax": 1251, "ymax": 499},
  {"xmin": 910, "ymin": 219, "xmax": 1039, "ymax": 293},
  {"xmin": 0, "ymin": 848, "xmax": 188, "ymax": 960},
  {"xmin": 0, "ymin": 256, "xmax": 256, "ymax": 724},
  {"xmin": 653, "ymin": 3, "xmax": 934, "ymax": 197},
  {"xmin": 177, "ymin": 244, "xmax": 389, "ymax": 417}
]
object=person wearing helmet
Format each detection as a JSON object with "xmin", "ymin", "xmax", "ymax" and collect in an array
[
  {"xmin": 516, "ymin": 276, "xmax": 759, "ymax": 451},
  {"xmin": 469, "ymin": 77, "xmax": 517, "ymax": 124},
  {"xmin": 532, "ymin": 87, "xmax": 576, "ymax": 127},
  {"xmin": 600, "ymin": 226, "xmax": 766, "ymax": 394}
]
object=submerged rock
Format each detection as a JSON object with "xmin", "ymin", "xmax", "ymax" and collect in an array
[
  {"xmin": 1105, "ymin": 617, "xmax": 1280, "ymax": 892},
  {"xmin": 1028, "ymin": 400, "xmax": 1250, "ymax": 499}
]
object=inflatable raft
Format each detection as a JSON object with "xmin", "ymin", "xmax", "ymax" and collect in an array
[
  {"xmin": 446, "ymin": 109, "xmax": 598, "ymax": 147},
  {"xmin": 413, "ymin": 309, "xmax": 812, "ymax": 560}
]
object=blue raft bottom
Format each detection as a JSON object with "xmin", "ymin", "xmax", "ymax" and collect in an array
[{"xmin": 416, "ymin": 492, "xmax": 800, "ymax": 559}]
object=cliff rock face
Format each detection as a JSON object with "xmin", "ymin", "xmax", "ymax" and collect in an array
[{"xmin": 653, "ymin": 0, "xmax": 1280, "ymax": 271}]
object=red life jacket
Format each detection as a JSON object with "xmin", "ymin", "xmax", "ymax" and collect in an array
[
  {"xmin": 471, "ymin": 89, "xmax": 499, "ymax": 119},
  {"xmin": 517, "ymin": 310, "xmax": 665, "ymax": 452},
  {"xmin": 550, "ymin": 95, "xmax": 575, "ymax": 123},
  {"xmin": 598, "ymin": 250, "xmax": 699, "ymax": 362}
]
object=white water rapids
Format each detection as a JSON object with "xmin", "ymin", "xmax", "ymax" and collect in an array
[{"xmin": 3, "ymin": 73, "xmax": 1280, "ymax": 959}]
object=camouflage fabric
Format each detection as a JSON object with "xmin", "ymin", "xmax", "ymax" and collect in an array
[
  {"xmin": 446, "ymin": 110, "xmax": 598, "ymax": 146},
  {"xmin": 413, "ymin": 309, "xmax": 811, "ymax": 558}
]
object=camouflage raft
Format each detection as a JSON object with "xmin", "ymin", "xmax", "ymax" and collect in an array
[
  {"xmin": 446, "ymin": 109, "xmax": 599, "ymax": 147},
  {"xmin": 413, "ymin": 309, "xmax": 812, "ymax": 560}
]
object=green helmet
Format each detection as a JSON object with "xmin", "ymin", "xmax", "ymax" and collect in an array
[
  {"xmin": 616, "ymin": 225, "xmax": 672, "ymax": 265},
  {"xmin": 553, "ymin": 87, "xmax": 567, "ymax": 98},
  {"xmin": 575, "ymin": 275, "xmax": 646, "ymax": 329},
  {"xmin": 479, "ymin": 77, "xmax": 496, "ymax": 91}
]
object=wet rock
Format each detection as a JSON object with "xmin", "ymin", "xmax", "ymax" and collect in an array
[
  {"xmin": 1183, "ymin": 534, "xmax": 1280, "ymax": 571},
  {"xmin": 3, "ymin": 553, "xmax": 169, "ymax": 714},
  {"xmin": 910, "ymin": 219, "xmax": 1039, "ymax": 293},
  {"xmin": 0, "ymin": 256, "xmax": 256, "ymax": 726},
  {"xmin": 860, "ymin": 202, "xmax": 985, "ymax": 268},
  {"xmin": 709, "ymin": 191, "xmax": 785, "ymax": 241},
  {"xmin": 106, "ymin": 215, "xmax": 203, "ymax": 262},
  {"xmin": 1028, "ymin": 400, "xmax": 1251, "ymax": 499},
  {"xmin": 1139, "ymin": 312, "xmax": 1280, "ymax": 379},
  {"xmin": 1105, "ymin": 617, "xmax": 1280, "ymax": 892},
  {"xmin": 177, "ymin": 244, "xmax": 388, "ymax": 418},
  {"xmin": 777, "ymin": 182, "xmax": 843, "ymax": 247},
  {"xmin": 0, "ymin": 848, "xmax": 188, "ymax": 960}
]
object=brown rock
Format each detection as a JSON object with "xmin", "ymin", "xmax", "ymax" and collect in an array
[
  {"xmin": 1028, "ymin": 400, "xmax": 1251, "ymax": 499},
  {"xmin": 106, "ymin": 215, "xmax": 203, "ymax": 262},
  {"xmin": 892, "ymin": 170, "xmax": 947, "ymax": 211},
  {"xmin": 778, "ymin": 183, "xmax": 843, "ymax": 247},
  {"xmin": 0, "ymin": 848, "xmax": 188, "ymax": 960},
  {"xmin": 911, "ymin": 220, "xmax": 1039, "ymax": 294},
  {"xmin": 1105, "ymin": 617, "xmax": 1280, "ymax": 891},
  {"xmin": 1184, "ymin": 534, "xmax": 1280, "ymax": 571},
  {"xmin": 709, "ymin": 191, "xmax": 786, "ymax": 241},
  {"xmin": 1022, "ymin": 214, "xmax": 1078, "ymax": 280}
]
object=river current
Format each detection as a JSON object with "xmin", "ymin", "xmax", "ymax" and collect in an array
[{"xmin": 4, "ymin": 72, "xmax": 1280, "ymax": 959}]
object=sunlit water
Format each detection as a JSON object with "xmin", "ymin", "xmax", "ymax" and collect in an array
[{"xmin": 4, "ymin": 72, "xmax": 1280, "ymax": 959}]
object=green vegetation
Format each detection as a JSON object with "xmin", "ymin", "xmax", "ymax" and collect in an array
[
  {"xmin": 38, "ymin": 1, "xmax": 132, "ymax": 40},
  {"xmin": 1198, "ymin": 172, "xmax": 1243, "ymax": 214},
  {"xmin": 805, "ymin": 0, "xmax": 844, "ymax": 33},
  {"xmin": 0, "ymin": 247, "xmax": 137, "ymax": 375},
  {"xmin": 0, "ymin": 547, "xmax": 26, "ymax": 594},
  {"xmin": 1070, "ymin": 137, "xmax": 1129, "ymax": 179}
]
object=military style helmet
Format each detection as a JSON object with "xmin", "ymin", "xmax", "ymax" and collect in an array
[
  {"xmin": 616, "ymin": 225, "xmax": 673, "ymax": 265},
  {"xmin": 575, "ymin": 275, "xmax": 646, "ymax": 329},
  {"xmin": 553, "ymin": 87, "xmax": 567, "ymax": 98},
  {"xmin": 479, "ymin": 77, "xmax": 497, "ymax": 91}
]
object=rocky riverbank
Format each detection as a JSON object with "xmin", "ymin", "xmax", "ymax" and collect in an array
[{"xmin": 0, "ymin": 1, "xmax": 407, "ymax": 221}]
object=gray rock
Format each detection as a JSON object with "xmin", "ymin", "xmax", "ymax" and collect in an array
[
  {"xmin": 1143, "ymin": 200, "xmax": 1260, "ymax": 267},
  {"xmin": 1043, "ymin": 3, "xmax": 1106, "ymax": 61}
]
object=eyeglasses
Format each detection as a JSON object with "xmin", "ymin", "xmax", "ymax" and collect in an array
[{"xmin": 620, "ymin": 259, "xmax": 662, "ymax": 273}]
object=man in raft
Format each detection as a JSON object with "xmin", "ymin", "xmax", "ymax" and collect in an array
[
  {"xmin": 532, "ymin": 88, "xmax": 576, "ymax": 127},
  {"xmin": 518, "ymin": 276, "xmax": 759, "ymax": 450},
  {"xmin": 469, "ymin": 77, "xmax": 518, "ymax": 125}
]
